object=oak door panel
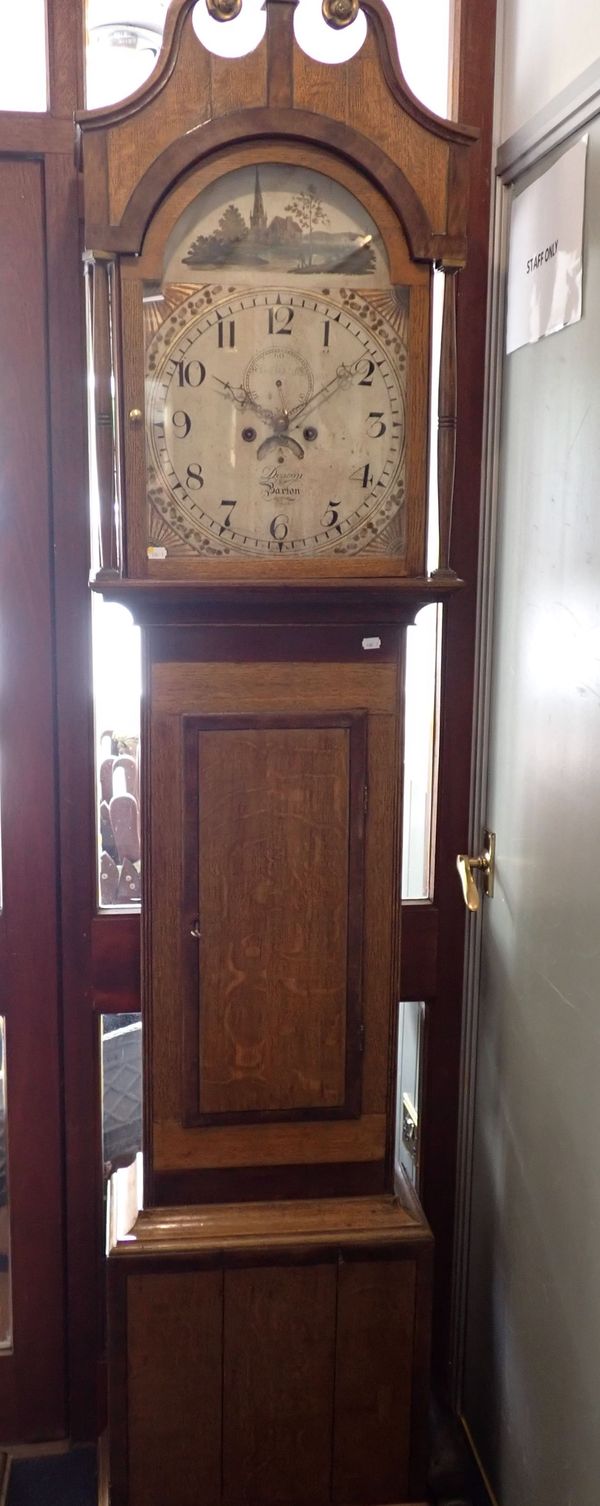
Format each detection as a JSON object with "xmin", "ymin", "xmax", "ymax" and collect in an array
[
  {"xmin": 182, "ymin": 713, "xmax": 366, "ymax": 1124},
  {"xmin": 147, "ymin": 649, "xmax": 401, "ymax": 1201},
  {"xmin": 332, "ymin": 1257, "xmax": 416, "ymax": 1503},
  {"xmin": 127, "ymin": 1269, "xmax": 223, "ymax": 1506},
  {"xmin": 223, "ymin": 1262, "xmax": 336, "ymax": 1506}
]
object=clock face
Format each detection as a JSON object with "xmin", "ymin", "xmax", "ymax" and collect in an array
[
  {"xmin": 146, "ymin": 284, "xmax": 407, "ymax": 558},
  {"xmin": 144, "ymin": 164, "xmax": 410, "ymax": 561}
]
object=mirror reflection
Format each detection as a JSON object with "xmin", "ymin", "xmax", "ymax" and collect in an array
[
  {"xmin": 102, "ymin": 1015, "xmax": 143, "ymax": 1178},
  {"xmin": 0, "ymin": 1019, "xmax": 12, "ymax": 1351}
]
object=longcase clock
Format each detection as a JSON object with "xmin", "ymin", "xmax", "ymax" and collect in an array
[{"xmin": 78, "ymin": 2, "xmax": 476, "ymax": 1502}]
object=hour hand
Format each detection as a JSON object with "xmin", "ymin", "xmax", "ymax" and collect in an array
[
  {"xmin": 214, "ymin": 377, "xmax": 278, "ymax": 428},
  {"xmin": 213, "ymin": 376, "xmax": 248, "ymax": 410}
]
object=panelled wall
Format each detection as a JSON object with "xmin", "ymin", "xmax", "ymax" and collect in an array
[
  {"xmin": 0, "ymin": 6, "xmax": 98, "ymax": 1442},
  {"xmin": 0, "ymin": 157, "xmax": 66, "ymax": 1441}
]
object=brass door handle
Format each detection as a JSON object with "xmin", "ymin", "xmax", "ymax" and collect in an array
[{"xmin": 456, "ymin": 830, "xmax": 495, "ymax": 912}]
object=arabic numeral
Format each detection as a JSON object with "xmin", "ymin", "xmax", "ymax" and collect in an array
[
  {"xmin": 350, "ymin": 463, "xmax": 374, "ymax": 489},
  {"xmin": 269, "ymin": 514, "xmax": 289, "ymax": 541},
  {"xmin": 268, "ymin": 305, "xmax": 294, "ymax": 335},
  {"xmin": 172, "ymin": 410, "xmax": 191, "ymax": 438},
  {"xmin": 186, "ymin": 463, "xmax": 204, "ymax": 490},
  {"xmin": 355, "ymin": 357, "xmax": 375, "ymax": 387},
  {"xmin": 220, "ymin": 499, "xmax": 237, "ymax": 528},
  {"xmin": 321, "ymin": 502, "xmax": 340, "ymax": 527},
  {"xmin": 367, "ymin": 411, "xmax": 386, "ymax": 438},
  {"xmin": 175, "ymin": 360, "xmax": 205, "ymax": 388}
]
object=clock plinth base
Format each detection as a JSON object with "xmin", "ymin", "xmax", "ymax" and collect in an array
[{"xmin": 105, "ymin": 1160, "xmax": 432, "ymax": 1506}]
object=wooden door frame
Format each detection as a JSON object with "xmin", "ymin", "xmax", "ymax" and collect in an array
[
  {"xmin": 0, "ymin": 154, "xmax": 67, "ymax": 1444},
  {"xmin": 419, "ymin": 0, "xmax": 497, "ymax": 1388},
  {"xmin": 0, "ymin": 0, "xmax": 93, "ymax": 1444}
]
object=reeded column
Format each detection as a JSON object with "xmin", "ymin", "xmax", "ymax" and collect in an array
[{"xmin": 433, "ymin": 265, "xmax": 459, "ymax": 577}]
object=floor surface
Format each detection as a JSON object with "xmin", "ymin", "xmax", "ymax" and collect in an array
[
  {"xmin": 6, "ymin": 1449, "xmax": 96, "ymax": 1506},
  {"xmin": 4, "ymin": 1444, "xmax": 490, "ymax": 1506}
]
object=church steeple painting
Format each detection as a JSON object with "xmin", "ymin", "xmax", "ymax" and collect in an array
[
  {"xmin": 250, "ymin": 166, "xmax": 268, "ymax": 234},
  {"xmin": 178, "ymin": 164, "xmax": 382, "ymax": 279}
]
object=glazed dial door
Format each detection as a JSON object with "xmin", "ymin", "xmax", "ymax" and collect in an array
[
  {"xmin": 146, "ymin": 285, "xmax": 407, "ymax": 558},
  {"xmin": 138, "ymin": 160, "xmax": 420, "ymax": 568}
]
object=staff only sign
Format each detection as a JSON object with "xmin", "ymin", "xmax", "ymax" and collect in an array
[{"xmin": 506, "ymin": 135, "xmax": 587, "ymax": 354}]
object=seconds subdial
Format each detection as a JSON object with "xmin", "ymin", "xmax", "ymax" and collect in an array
[{"xmin": 243, "ymin": 347, "xmax": 313, "ymax": 433}]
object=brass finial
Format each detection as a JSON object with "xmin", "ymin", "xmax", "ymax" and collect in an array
[
  {"xmin": 206, "ymin": 0, "xmax": 242, "ymax": 20},
  {"xmin": 322, "ymin": 0, "xmax": 360, "ymax": 27}
]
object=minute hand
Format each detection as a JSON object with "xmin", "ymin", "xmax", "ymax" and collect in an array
[{"xmin": 288, "ymin": 364, "xmax": 353, "ymax": 430}]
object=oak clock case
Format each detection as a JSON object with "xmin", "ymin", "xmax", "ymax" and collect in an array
[
  {"xmin": 78, "ymin": 2, "xmax": 477, "ymax": 1502},
  {"xmin": 120, "ymin": 150, "xmax": 430, "ymax": 579}
]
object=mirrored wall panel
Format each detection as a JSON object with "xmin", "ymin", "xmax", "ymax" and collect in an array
[
  {"xmin": 402, "ymin": 606, "xmax": 439, "ymax": 899},
  {"xmin": 395, "ymin": 1000, "xmax": 425, "ymax": 1189},
  {"xmin": 0, "ymin": 1019, "xmax": 12, "ymax": 1351},
  {"xmin": 86, "ymin": 0, "xmax": 168, "ymax": 108},
  {"xmin": 0, "ymin": 0, "xmax": 47, "ymax": 111},
  {"xmin": 102, "ymin": 1014, "xmax": 142, "ymax": 1177},
  {"xmin": 93, "ymin": 598, "xmax": 141, "ymax": 908}
]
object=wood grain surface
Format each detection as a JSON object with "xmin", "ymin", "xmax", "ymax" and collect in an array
[
  {"xmin": 152, "ymin": 659, "xmax": 396, "ymax": 715},
  {"xmin": 0, "ymin": 157, "xmax": 66, "ymax": 1442},
  {"xmin": 109, "ymin": 1181, "xmax": 430, "ymax": 1259},
  {"xmin": 333, "ymin": 1257, "xmax": 416, "ymax": 1502},
  {"xmin": 127, "ymin": 1270, "xmax": 223, "ymax": 1506},
  {"xmin": 107, "ymin": 1172, "xmax": 433, "ymax": 1505},
  {"xmin": 184, "ymin": 717, "xmax": 365, "ymax": 1122},
  {"xmin": 223, "ymin": 1263, "xmax": 336, "ymax": 1506},
  {"xmin": 145, "ymin": 644, "xmax": 401, "ymax": 1199},
  {"xmin": 93, "ymin": 900, "xmax": 439, "ymax": 1014},
  {"xmin": 153, "ymin": 1110, "xmax": 386, "ymax": 1170}
]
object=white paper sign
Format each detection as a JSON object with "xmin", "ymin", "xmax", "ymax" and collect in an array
[{"xmin": 506, "ymin": 135, "xmax": 587, "ymax": 354}]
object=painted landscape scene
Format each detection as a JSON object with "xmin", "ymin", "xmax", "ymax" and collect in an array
[{"xmin": 165, "ymin": 163, "xmax": 387, "ymax": 285}]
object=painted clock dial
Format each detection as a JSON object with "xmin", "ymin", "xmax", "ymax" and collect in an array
[{"xmin": 144, "ymin": 164, "xmax": 409, "ymax": 560}]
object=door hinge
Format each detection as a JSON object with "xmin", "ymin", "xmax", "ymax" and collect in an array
[
  {"xmin": 358, "ymin": 1020, "xmax": 365, "ymax": 1054},
  {"xmin": 363, "ymin": 783, "xmax": 368, "ymax": 816}
]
